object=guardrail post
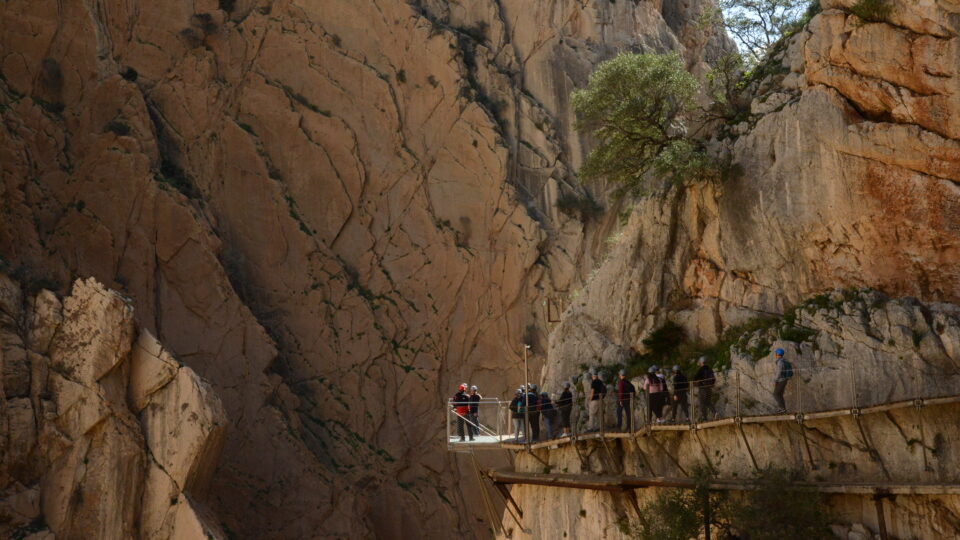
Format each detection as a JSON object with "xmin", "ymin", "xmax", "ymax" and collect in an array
[
  {"xmin": 691, "ymin": 386, "xmax": 697, "ymax": 427},
  {"xmin": 798, "ymin": 366, "xmax": 804, "ymax": 416},
  {"xmin": 600, "ymin": 394, "xmax": 606, "ymax": 437},
  {"xmin": 737, "ymin": 371, "xmax": 743, "ymax": 418},
  {"xmin": 496, "ymin": 400, "xmax": 501, "ymax": 442},
  {"xmin": 851, "ymin": 368, "xmax": 858, "ymax": 410}
]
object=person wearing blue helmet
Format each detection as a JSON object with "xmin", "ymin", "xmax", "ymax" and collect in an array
[{"xmin": 772, "ymin": 348, "xmax": 794, "ymax": 413}]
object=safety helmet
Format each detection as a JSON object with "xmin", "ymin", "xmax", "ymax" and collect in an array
[
  {"xmin": 648, "ymin": 366, "xmax": 656, "ymax": 373},
  {"xmin": 459, "ymin": 384, "xmax": 467, "ymax": 391},
  {"xmin": 470, "ymin": 385, "xmax": 478, "ymax": 391},
  {"xmin": 775, "ymin": 348, "xmax": 785, "ymax": 356},
  {"xmin": 516, "ymin": 388, "xmax": 523, "ymax": 394},
  {"xmin": 673, "ymin": 365, "xmax": 681, "ymax": 371},
  {"xmin": 698, "ymin": 356, "xmax": 707, "ymax": 365},
  {"xmin": 618, "ymin": 369, "xmax": 626, "ymax": 376}
]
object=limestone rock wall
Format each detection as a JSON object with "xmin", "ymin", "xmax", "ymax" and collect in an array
[
  {"xmin": 0, "ymin": 274, "xmax": 226, "ymax": 540},
  {"xmin": 501, "ymin": 395, "xmax": 960, "ymax": 540},
  {"xmin": 546, "ymin": 0, "xmax": 960, "ymax": 386},
  {"xmin": 511, "ymin": 293, "xmax": 960, "ymax": 539},
  {"xmin": 0, "ymin": 0, "xmax": 730, "ymax": 537}
]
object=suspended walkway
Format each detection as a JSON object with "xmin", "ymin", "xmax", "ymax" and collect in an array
[
  {"xmin": 446, "ymin": 364, "xmax": 960, "ymax": 452},
  {"xmin": 447, "ymin": 366, "xmax": 960, "ymax": 539}
]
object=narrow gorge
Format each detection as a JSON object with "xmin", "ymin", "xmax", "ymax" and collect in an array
[{"xmin": 0, "ymin": 0, "xmax": 958, "ymax": 538}]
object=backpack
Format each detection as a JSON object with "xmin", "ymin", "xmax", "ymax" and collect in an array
[{"xmin": 781, "ymin": 360, "xmax": 794, "ymax": 379}]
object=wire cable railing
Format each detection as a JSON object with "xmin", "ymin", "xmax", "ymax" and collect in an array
[{"xmin": 447, "ymin": 364, "xmax": 960, "ymax": 448}]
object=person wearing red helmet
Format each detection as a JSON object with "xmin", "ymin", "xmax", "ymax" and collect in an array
[{"xmin": 452, "ymin": 384, "xmax": 472, "ymax": 441}]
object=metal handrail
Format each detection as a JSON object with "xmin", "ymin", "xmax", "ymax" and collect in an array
[{"xmin": 446, "ymin": 363, "xmax": 960, "ymax": 447}]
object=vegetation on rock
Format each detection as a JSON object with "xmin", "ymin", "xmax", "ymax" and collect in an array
[
  {"xmin": 849, "ymin": 0, "xmax": 892, "ymax": 22},
  {"xmin": 571, "ymin": 52, "xmax": 721, "ymax": 196},
  {"xmin": 633, "ymin": 466, "xmax": 832, "ymax": 539}
]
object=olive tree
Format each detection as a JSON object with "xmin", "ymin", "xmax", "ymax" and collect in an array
[{"xmin": 571, "ymin": 52, "xmax": 715, "ymax": 195}]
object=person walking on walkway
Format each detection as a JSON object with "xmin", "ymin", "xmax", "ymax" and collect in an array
[
  {"xmin": 509, "ymin": 388, "xmax": 524, "ymax": 441},
  {"xmin": 616, "ymin": 369, "xmax": 636, "ymax": 431},
  {"xmin": 557, "ymin": 381, "xmax": 573, "ymax": 437},
  {"xmin": 453, "ymin": 384, "xmax": 472, "ymax": 441},
  {"xmin": 468, "ymin": 385, "xmax": 482, "ymax": 437},
  {"xmin": 588, "ymin": 370, "xmax": 606, "ymax": 432},
  {"xmin": 693, "ymin": 357, "xmax": 717, "ymax": 422},
  {"xmin": 643, "ymin": 366, "xmax": 667, "ymax": 424},
  {"xmin": 526, "ymin": 385, "xmax": 541, "ymax": 442},
  {"xmin": 670, "ymin": 365, "xmax": 690, "ymax": 423},
  {"xmin": 772, "ymin": 348, "xmax": 793, "ymax": 413},
  {"xmin": 540, "ymin": 392, "xmax": 558, "ymax": 440}
]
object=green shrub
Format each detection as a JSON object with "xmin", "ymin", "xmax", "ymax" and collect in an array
[
  {"xmin": 721, "ymin": 468, "xmax": 833, "ymax": 539},
  {"xmin": 556, "ymin": 192, "xmax": 603, "ymax": 222},
  {"xmin": 850, "ymin": 0, "xmax": 892, "ymax": 22}
]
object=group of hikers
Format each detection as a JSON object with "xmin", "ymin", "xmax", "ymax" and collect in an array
[
  {"xmin": 451, "ymin": 348, "xmax": 796, "ymax": 442},
  {"xmin": 582, "ymin": 357, "xmax": 721, "ymax": 432}
]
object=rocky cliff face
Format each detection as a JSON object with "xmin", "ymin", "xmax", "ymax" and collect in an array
[
  {"xmin": 511, "ymin": 293, "xmax": 960, "ymax": 539},
  {"xmin": 0, "ymin": 275, "xmax": 225, "ymax": 539},
  {"xmin": 546, "ymin": 0, "xmax": 960, "ymax": 384},
  {"xmin": 0, "ymin": 0, "xmax": 730, "ymax": 537},
  {"xmin": 533, "ymin": 0, "xmax": 960, "ymax": 536}
]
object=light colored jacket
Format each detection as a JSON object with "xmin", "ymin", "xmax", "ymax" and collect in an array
[{"xmin": 775, "ymin": 357, "xmax": 789, "ymax": 383}]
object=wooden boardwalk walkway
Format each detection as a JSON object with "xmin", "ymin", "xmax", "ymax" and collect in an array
[{"xmin": 455, "ymin": 394, "xmax": 960, "ymax": 451}]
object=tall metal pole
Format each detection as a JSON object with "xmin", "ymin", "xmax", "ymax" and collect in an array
[{"xmin": 524, "ymin": 344, "xmax": 531, "ymax": 449}]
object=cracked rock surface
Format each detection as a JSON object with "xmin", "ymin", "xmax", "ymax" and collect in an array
[
  {"xmin": 546, "ymin": 0, "xmax": 960, "ymax": 385},
  {"xmin": 0, "ymin": 274, "xmax": 226, "ymax": 540},
  {"xmin": 0, "ymin": 0, "xmax": 731, "ymax": 537}
]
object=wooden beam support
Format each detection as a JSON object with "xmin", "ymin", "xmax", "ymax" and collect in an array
[{"xmin": 486, "ymin": 469, "xmax": 960, "ymax": 495}]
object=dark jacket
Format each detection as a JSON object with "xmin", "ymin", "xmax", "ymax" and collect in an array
[
  {"xmin": 557, "ymin": 390, "xmax": 573, "ymax": 411},
  {"xmin": 693, "ymin": 365, "xmax": 716, "ymax": 388},
  {"xmin": 672, "ymin": 372, "xmax": 689, "ymax": 393},
  {"xmin": 540, "ymin": 396, "xmax": 557, "ymax": 420},
  {"xmin": 509, "ymin": 396, "xmax": 523, "ymax": 419},
  {"xmin": 525, "ymin": 392, "xmax": 540, "ymax": 415},
  {"xmin": 616, "ymin": 378, "xmax": 636, "ymax": 403},
  {"xmin": 469, "ymin": 393, "xmax": 481, "ymax": 414},
  {"xmin": 590, "ymin": 379, "xmax": 606, "ymax": 401}
]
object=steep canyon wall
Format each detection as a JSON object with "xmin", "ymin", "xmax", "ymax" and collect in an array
[
  {"xmin": 547, "ymin": 0, "xmax": 960, "ymax": 385},
  {"xmin": 0, "ymin": 0, "xmax": 730, "ymax": 537}
]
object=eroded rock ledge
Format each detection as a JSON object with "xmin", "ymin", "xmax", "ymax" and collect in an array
[{"xmin": 0, "ymin": 274, "xmax": 226, "ymax": 540}]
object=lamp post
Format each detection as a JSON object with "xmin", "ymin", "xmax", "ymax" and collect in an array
[{"xmin": 523, "ymin": 344, "xmax": 531, "ymax": 448}]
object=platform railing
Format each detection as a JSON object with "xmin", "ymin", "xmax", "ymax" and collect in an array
[{"xmin": 446, "ymin": 361, "xmax": 960, "ymax": 448}]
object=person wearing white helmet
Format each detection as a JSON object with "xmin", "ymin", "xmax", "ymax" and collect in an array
[
  {"xmin": 468, "ymin": 385, "xmax": 482, "ymax": 438},
  {"xmin": 643, "ymin": 366, "xmax": 667, "ymax": 424}
]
